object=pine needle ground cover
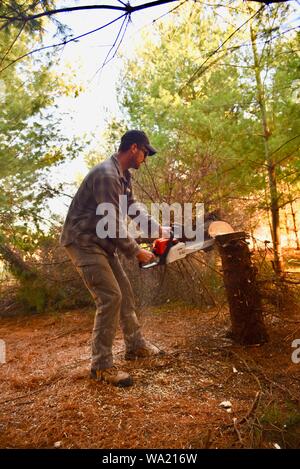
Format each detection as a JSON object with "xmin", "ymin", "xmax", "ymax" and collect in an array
[{"xmin": 0, "ymin": 305, "xmax": 299, "ymax": 449}]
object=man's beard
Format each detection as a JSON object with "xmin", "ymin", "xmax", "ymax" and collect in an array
[{"xmin": 130, "ymin": 155, "xmax": 139, "ymax": 169}]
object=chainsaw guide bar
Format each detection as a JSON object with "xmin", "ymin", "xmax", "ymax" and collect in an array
[{"xmin": 140, "ymin": 221, "xmax": 233, "ymax": 269}]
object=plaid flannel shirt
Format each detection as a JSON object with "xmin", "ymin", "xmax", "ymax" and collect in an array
[{"xmin": 60, "ymin": 154, "xmax": 159, "ymax": 258}]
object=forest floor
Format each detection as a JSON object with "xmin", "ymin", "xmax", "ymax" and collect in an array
[{"xmin": 0, "ymin": 302, "xmax": 300, "ymax": 449}]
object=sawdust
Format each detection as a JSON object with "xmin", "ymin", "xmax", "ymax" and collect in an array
[{"xmin": 0, "ymin": 305, "xmax": 299, "ymax": 449}]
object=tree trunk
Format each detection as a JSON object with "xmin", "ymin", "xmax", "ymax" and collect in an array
[
  {"xmin": 215, "ymin": 231, "xmax": 268, "ymax": 345},
  {"xmin": 0, "ymin": 242, "xmax": 37, "ymax": 280},
  {"xmin": 250, "ymin": 24, "xmax": 284, "ymax": 274},
  {"xmin": 284, "ymin": 209, "xmax": 290, "ymax": 248},
  {"xmin": 0, "ymin": 242, "xmax": 49, "ymax": 313},
  {"xmin": 286, "ymin": 183, "xmax": 300, "ymax": 250},
  {"xmin": 290, "ymin": 200, "xmax": 300, "ymax": 250}
]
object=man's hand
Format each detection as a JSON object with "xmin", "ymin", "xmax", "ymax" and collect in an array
[{"xmin": 136, "ymin": 249, "xmax": 155, "ymax": 264}]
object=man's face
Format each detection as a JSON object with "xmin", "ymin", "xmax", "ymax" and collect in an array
[{"xmin": 129, "ymin": 144, "xmax": 149, "ymax": 169}]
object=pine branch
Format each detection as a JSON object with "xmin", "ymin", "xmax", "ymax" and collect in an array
[
  {"xmin": 0, "ymin": 1, "xmax": 179, "ymax": 23},
  {"xmin": 180, "ymin": 4, "xmax": 266, "ymax": 92},
  {"xmin": 0, "ymin": 13, "xmax": 127, "ymax": 73}
]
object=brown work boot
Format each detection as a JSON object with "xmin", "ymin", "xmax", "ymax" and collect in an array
[
  {"xmin": 90, "ymin": 367, "xmax": 133, "ymax": 387},
  {"xmin": 125, "ymin": 342, "xmax": 165, "ymax": 360}
]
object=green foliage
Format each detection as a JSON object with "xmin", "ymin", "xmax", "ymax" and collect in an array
[
  {"xmin": 105, "ymin": 1, "xmax": 299, "ymax": 231},
  {"xmin": 258, "ymin": 401, "xmax": 300, "ymax": 448},
  {"xmin": 0, "ymin": 1, "xmax": 63, "ymax": 37},
  {"xmin": 266, "ymin": 401, "xmax": 300, "ymax": 429},
  {"xmin": 84, "ymin": 118, "xmax": 128, "ymax": 169},
  {"xmin": 0, "ymin": 2, "xmax": 82, "ymax": 311},
  {"xmin": 0, "ymin": 3, "xmax": 81, "ymax": 247}
]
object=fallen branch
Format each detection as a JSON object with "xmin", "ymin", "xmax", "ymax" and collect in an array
[
  {"xmin": 244, "ymin": 355, "xmax": 299, "ymax": 402},
  {"xmin": 0, "ymin": 375, "xmax": 65, "ymax": 405},
  {"xmin": 238, "ymin": 391, "xmax": 261, "ymax": 424},
  {"xmin": 233, "ymin": 417, "xmax": 244, "ymax": 446},
  {"xmin": 0, "ymin": 358, "xmax": 89, "ymax": 406},
  {"xmin": 230, "ymin": 351, "xmax": 263, "ymax": 391}
]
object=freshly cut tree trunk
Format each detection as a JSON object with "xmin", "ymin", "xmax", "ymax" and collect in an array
[{"xmin": 215, "ymin": 231, "xmax": 268, "ymax": 345}]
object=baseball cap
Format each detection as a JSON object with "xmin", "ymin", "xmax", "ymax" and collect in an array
[{"xmin": 121, "ymin": 130, "xmax": 157, "ymax": 156}]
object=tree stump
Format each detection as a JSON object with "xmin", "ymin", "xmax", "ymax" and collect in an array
[{"xmin": 215, "ymin": 231, "xmax": 268, "ymax": 345}]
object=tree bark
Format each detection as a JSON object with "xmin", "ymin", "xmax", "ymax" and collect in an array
[
  {"xmin": 284, "ymin": 209, "xmax": 291, "ymax": 248},
  {"xmin": 286, "ymin": 183, "xmax": 300, "ymax": 250},
  {"xmin": 215, "ymin": 231, "xmax": 268, "ymax": 345},
  {"xmin": 0, "ymin": 242, "xmax": 37, "ymax": 280},
  {"xmin": 0, "ymin": 241, "xmax": 51, "ymax": 313},
  {"xmin": 290, "ymin": 200, "xmax": 300, "ymax": 250}
]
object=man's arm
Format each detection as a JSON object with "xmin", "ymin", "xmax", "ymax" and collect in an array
[
  {"xmin": 126, "ymin": 181, "xmax": 161, "ymax": 240},
  {"xmin": 92, "ymin": 172, "xmax": 154, "ymax": 263}
]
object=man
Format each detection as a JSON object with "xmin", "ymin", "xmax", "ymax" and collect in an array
[{"xmin": 60, "ymin": 130, "xmax": 166, "ymax": 387}]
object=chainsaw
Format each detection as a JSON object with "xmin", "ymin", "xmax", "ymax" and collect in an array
[{"xmin": 140, "ymin": 220, "xmax": 234, "ymax": 270}]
